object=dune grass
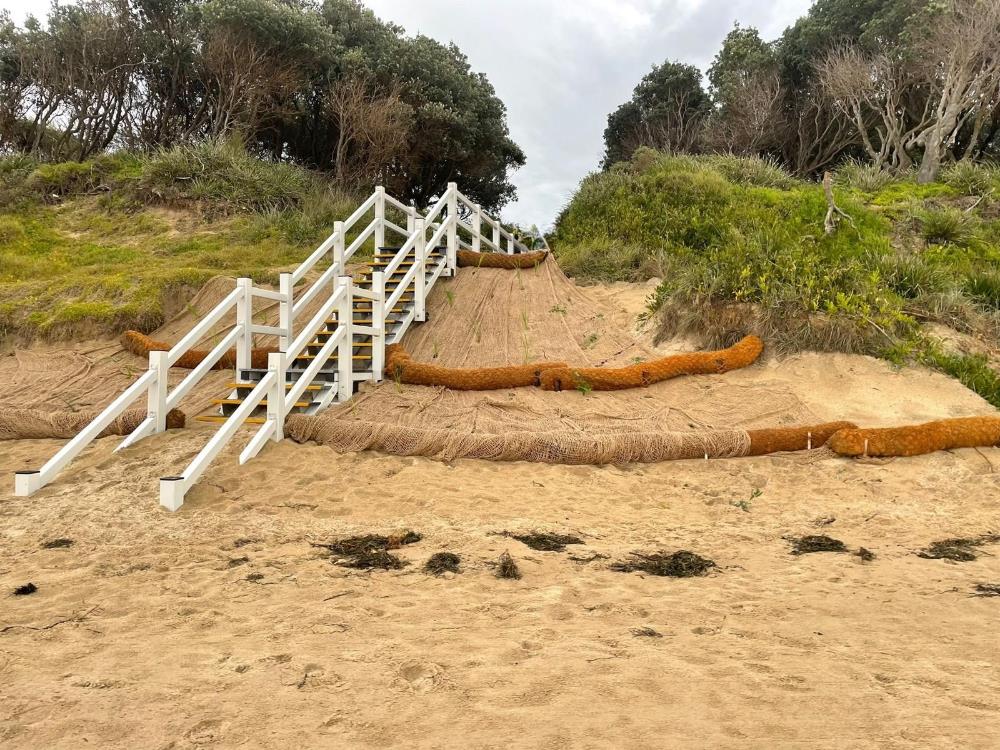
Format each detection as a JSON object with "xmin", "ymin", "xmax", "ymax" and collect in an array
[
  {"xmin": 553, "ymin": 149, "xmax": 1000, "ymax": 404},
  {"xmin": 0, "ymin": 141, "xmax": 365, "ymax": 342}
]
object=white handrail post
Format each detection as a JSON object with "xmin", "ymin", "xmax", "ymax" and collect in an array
[
  {"xmin": 492, "ymin": 221, "xmax": 501, "ymax": 255},
  {"xmin": 472, "ymin": 204, "xmax": 482, "ymax": 252},
  {"xmin": 406, "ymin": 206, "xmax": 416, "ymax": 235},
  {"xmin": 267, "ymin": 352, "xmax": 286, "ymax": 442},
  {"xmin": 336, "ymin": 276, "xmax": 354, "ymax": 402},
  {"xmin": 278, "ymin": 273, "xmax": 293, "ymax": 351},
  {"xmin": 506, "ymin": 232, "xmax": 513, "ymax": 255},
  {"xmin": 235, "ymin": 278, "xmax": 253, "ymax": 373},
  {"xmin": 372, "ymin": 270, "xmax": 386, "ymax": 382},
  {"xmin": 414, "ymin": 218, "xmax": 427, "ymax": 322},
  {"xmin": 333, "ymin": 220, "xmax": 345, "ymax": 271},
  {"xmin": 446, "ymin": 182, "xmax": 458, "ymax": 275},
  {"xmin": 374, "ymin": 186, "xmax": 386, "ymax": 253},
  {"xmin": 147, "ymin": 350, "xmax": 169, "ymax": 433}
]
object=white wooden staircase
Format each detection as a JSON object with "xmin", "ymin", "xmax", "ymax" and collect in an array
[{"xmin": 14, "ymin": 183, "xmax": 530, "ymax": 510}]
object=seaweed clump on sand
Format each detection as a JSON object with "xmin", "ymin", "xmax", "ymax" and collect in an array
[
  {"xmin": 425, "ymin": 552, "xmax": 461, "ymax": 576},
  {"xmin": 503, "ymin": 532, "xmax": 584, "ymax": 552},
  {"xmin": 973, "ymin": 583, "xmax": 1000, "ymax": 597},
  {"xmin": 790, "ymin": 535, "xmax": 847, "ymax": 555},
  {"xmin": 313, "ymin": 531, "xmax": 422, "ymax": 570},
  {"xmin": 611, "ymin": 550, "xmax": 716, "ymax": 578},
  {"xmin": 496, "ymin": 551, "xmax": 521, "ymax": 579},
  {"xmin": 41, "ymin": 538, "xmax": 73, "ymax": 549},
  {"xmin": 917, "ymin": 535, "xmax": 999, "ymax": 562}
]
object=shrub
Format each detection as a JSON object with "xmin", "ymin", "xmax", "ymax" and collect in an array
[
  {"xmin": 919, "ymin": 207, "xmax": 978, "ymax": 247},
  {"xmin": 964, "ymin": 270, "xmax": 1000, "ymax": 311},
  {"xmin": 877, "ymin": 253, "xmax": 954, "ymax": 299},
  {"xmin": 705, "ymin": 153, "xmax": 797, "ymax": 190},
  {"xmin": 941, "ymin": 161, "xmax": 998, "ymax": 196},
  {"xmin": 836, "ymin": 158, "xmax": 895, "ymax": 193},
  {"xmin": 141, "ymin": 139, "xmax": 315, "ymax": 212}
]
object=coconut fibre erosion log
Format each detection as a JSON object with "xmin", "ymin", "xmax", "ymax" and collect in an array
[
  {"xmin": 121, "ymin": 331, "xmax": 276, "ymax": 370},
  {"xmin": 746, "ymin": 421, "xmax": 858, "ymax": 456},
  {"xmin": 828, "ymin": 416, "xmax": 1000, "ymax": 458},
  {"xmin": 0, "ymin": 407, "xmax": 185, "ymax": 440},
  {"xmin": 539, "ymin": 335, "xmax": 764, "ymax": 392},
  {"xmin": 285, "ymin": 415, "xmax": 753, "ymax": 463},
  {"xmin": 456, "ymin": 249, "xmax": 548, "ymax": 269},
  {"xmin": 385, "ymin": 344, "xmax": 568, "ymax": 390}
]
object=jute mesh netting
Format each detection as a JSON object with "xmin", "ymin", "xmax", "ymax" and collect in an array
[
  {"xmin": 284, "ymin": 416, "xmax": 855, "ymax": 463},
  {"xmin": 0, "ymin": 407, "xmax": 184, "ymax": 440}
]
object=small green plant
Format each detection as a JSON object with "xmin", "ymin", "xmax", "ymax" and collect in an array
[
  {"xmin": 445, "ymin": 290, "xmax": 455, "ymax": 306},
  {"xmin": 549, "ymin": 304, "xmax": 566, "ymax": 315},
  {"xmin": 573, "ymin": 373, "xmax": 593, "ymax": 396},
  {"xmin": 431, "ymin": 339, "xmax": 440, "ymax": 359},
  {"xmin": 730, "ymin": 488, "xmax": 762, "ymax": 513},
  {"xmin": 521, "ymin": 309, "xmax": 529, "ymax": 330},
  {"xmin": 582, "ymin": 332, "xmax": 599, "ymax": 349}
]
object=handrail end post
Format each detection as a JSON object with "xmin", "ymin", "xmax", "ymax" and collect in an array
[
  {"xmin": 374, "ymin": 187, "xmax": 386, "ymax": 252},
  {"xmin": 446, "ymin": 183, "xmax": 458, "ymax": 276},
  {"xmin": 414, "ymin": 218, "xmax": 427, "ymax": 323},
  {"xmin": 159, "ymin": 476, "xmax": 185, "ymax": 512},
  {"xmin": 14, "ymin": 470, "xmax": 42, "ymax": 497},
  {"xmin": 235, "ymin": 278, "xmax": 254, "ymax": 373},
  {"xmin": 372, "ymin": 270, "xmax": 386, "ymax": 383},
  {"xmin": 336, "ymin": 276, "xmax": 355, "ymax": 401},
  {"xmin": 148, "ymin": 350, "xmax": 170, "ymax": 433},
  {"xmin": 279, "ymin": 273, "xmax": 293, "ymax": 351},
  {"xmin": 267, "ymin": 352, "xmax": 286, "ymax": 442}
]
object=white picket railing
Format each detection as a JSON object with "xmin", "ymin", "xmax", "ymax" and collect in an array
[{"xmin": 14, "ymin": 182, "xmax": 530, "ymax": 508}]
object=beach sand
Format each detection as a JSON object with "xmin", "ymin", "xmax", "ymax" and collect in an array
[{"xmin": 1, "ymin": 264, "xmax": 998, "ymax": 749}]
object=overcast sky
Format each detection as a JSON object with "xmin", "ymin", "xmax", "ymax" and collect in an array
[
  {"xmin": 364, "ymin": 0, "xmax": 815, "ymax": 228},
  {"xmin": 3, "ymin": 0, "xmax": 814, "ymax": 227}
]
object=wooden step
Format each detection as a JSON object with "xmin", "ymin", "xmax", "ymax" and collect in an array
[
  {"xmin": 212, "ymin": 398, "xmax": 312, "ymax": 408},
  {"xmin": 196, "ymin": 415, "xmax": 267, "ymax": 425},
  {"xmin": 228, "ymin": 382, "xmax": 323, "ymax": 391},
  {"xmin": 294, "ymin": 353, "xmax": 372, "ymax": 362},
  {"xmin": 310, "ymin": 338, "xmax": 373, "ymax": 345}
]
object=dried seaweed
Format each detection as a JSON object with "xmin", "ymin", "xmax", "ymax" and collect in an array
[{"xmin": 611, "ymin": 550, "xmax": 716, "ymax": 578}]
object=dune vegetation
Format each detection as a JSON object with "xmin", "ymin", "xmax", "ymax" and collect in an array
[
  {"xmin": 553, "ymin": 149, "xmax": 1000, "ymax": 406},
  {"xmin": 0, "ymin": 140, "xmax": 360, "ymax": 342}
]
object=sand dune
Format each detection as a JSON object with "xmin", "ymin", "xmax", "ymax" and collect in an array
[{"xmin": 1, "ymin": 261, "xmax": 999, "ymax": 749}]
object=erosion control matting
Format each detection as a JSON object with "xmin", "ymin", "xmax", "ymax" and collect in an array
[{"xmin": 0, "ymin": 407, "xmax": 184, "ymax": 440}]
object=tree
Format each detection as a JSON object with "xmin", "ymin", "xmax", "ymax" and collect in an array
[
  {"xmin": 705, "ymin": 25, "xmax": 784, "ymax": 155},
  {"xmin": 602, "ymin": 61, "xmax": 710, "ymax": 167}
]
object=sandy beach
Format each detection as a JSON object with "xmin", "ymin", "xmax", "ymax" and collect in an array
[{"xmin": 2, "ymin": 265, "xmax": 999, "ymax": 749}]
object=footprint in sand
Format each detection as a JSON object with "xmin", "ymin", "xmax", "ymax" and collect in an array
[{"xmin": 395, "ymin": 661, "xmax": 447, "ymax": 693}]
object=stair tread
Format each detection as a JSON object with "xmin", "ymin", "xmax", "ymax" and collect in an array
[
  {"xmin": 197, "ymin": 415, "xmax": 267, "ymax": 425},
  {"xmin": 213, "ymin": 398, "xmax": 312, "ymax": 408},
  {"xmin": 228, "ymin": 382, "xmax": 322, "ymax": 391}
]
